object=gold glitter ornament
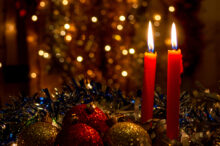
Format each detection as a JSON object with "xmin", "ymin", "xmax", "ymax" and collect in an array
[
  {"xmin": 108, "ymin": 122, "xmax": 152, "ymax": 146},
  {"xmin": 17, "ymin": 122, "xmax": 59, "ymax": 146}
]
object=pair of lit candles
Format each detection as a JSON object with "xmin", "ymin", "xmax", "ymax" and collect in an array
[{"xmin": 141, "ymin": 21, "xmax": 182, "ymax": 140}]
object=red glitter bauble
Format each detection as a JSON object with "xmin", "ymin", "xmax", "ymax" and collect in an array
[
  {"xmin": 86, "ymin": 106, "xmax": 109, "ymax": 135},
  {"xmin": 62, "ymin": 104, "xmax": 88, "ymax": 128},
  {"xmin": 62, "ymin": 104, "xmax": 109, "ymax": 135},
  {"xmin": 56, "ymin": 123, "xmax": 103, "ymax": 146}
]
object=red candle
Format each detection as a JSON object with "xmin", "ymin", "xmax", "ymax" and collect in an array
[
  {"xmin": 167, "ymin": 23, "xmax": 182, "ymax": 140},
  {"xmin": 141, "ymin": 21, "xmax": 157, "ymax": 123}
]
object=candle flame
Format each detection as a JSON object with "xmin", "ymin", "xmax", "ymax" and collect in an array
[
  {"xmin": 171, "ymin": 22, "xmax": 177, "ymax": 50},
  {"xmin": 148, "ymin": 21, "xmax": 154, "ymax": 52}
]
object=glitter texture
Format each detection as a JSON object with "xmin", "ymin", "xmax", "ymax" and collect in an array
[
  {"xmin": 62, "ymin": 104, "xmax": 109, "ymax": 134},
  {"xmin": 56, "ymin": 123, "xmax": 103, "ymax": 146},
  {"xmin": 17, "ymin": 122, "xmax": 58, "ymax": 146},
  {"xmin": 109, "ymin": 122, "xmax": 152, "ymax": 146}
]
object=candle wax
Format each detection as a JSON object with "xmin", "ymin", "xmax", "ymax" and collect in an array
[
  {"xmin": 167, "ymin": 49, "xmax": 182, "ymax": 140},
  {"xmin": 141, "ymin": 52, "xmax": 157, "ymax": 123}
]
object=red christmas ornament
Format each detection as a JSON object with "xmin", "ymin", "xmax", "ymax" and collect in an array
[
  {"xmin": 56, "ymin": 123, "xmax": 103, "ymax": 146},
  {"xmin": 62, "ymin": 104, "xmax": 109, "ymax": 135},
  {"xmin": 62, "ymin": 104, "xmax": 88, "ymax": 128},
  {"xmin": 86, "ymin": 105, "xmax": 109, "ymax": 135}
]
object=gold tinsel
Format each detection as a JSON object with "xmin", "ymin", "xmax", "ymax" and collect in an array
[
  {"xmin": 17, "ymin": 122, "xmax": 59, "ymax": 146},
  {"xmin": 108, "ymin": 122, "xmax": 152, "ymax": 146}
]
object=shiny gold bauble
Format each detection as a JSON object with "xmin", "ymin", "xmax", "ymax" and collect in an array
[
  {"xmin": 17, "ymin": 122, "xmax": 59, "ymax": 146},
  {"xmin": 108, "ymin": 122, "xmax": 152, "ymax": 146}
]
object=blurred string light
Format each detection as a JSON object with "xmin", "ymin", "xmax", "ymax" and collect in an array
[
  {"xmin": 154, "ymin": 14, "xmax": 161, "ymax": 21},
  {"xmin": 128, "ymin": 15, "xmax": 134, "ymax": 20},
  {"xmin": 0, "ymin": 62, "xmax": 2, "ymax": 68},
  {"xmin": 119, "ymin": 15, "xmax": 126, "ymax": 21},
  {"xmin": 104, "ymin": 45, "xmax": 111, "ymax": 52},
  {"xmin": 64, "ymin": 23, "xmax": 70, "ymax": 30},
  {"xmin": 40, "ymin": 1, "xmax": 46, "ymax": 8},
  {"xmin": 11, "ymin": 143, "xmax": 17, "ymax": 146},
  {"xmin": 59, "ymin": 58, "xmax": 64, "ymax": 63},
  {"xmin": 114, "ymin": 34, "xmax": 121, "ymax": 41},
  {"xmin": 121, "ymin": 70, "xmax": 128, "ymax": 77},
  {"xmin": 38, "ymin": 50, "xmax": 44, "ymax": 56},
  {"xmin": 89, "ymin": 52, "xmax": 94, "ymax": 58},
  {"xmin": 87, "ymin": 70, "xmax": 93, "ymax": 76},
  {"xmin": 169, "ymin": 6, "xmax": 175, "ymax": 12},
  {"xmin": 117, "ymin": 24, "xmax": 123, "ymax": 30},
  {"xmin": 30, "ymin": 72, "xmax": 37, "ymax": 79},
  {"xmin": 6, "ymin": 23, "xmax": 15, "ymax": 33},
  {"xmin": 60, "ymin": 30, "xmax": 66, "ymax": 36},
  {"xmin": 154, "ymin": 21, "xmax": 160, "ymax": 27},
  {"xmin": 62, "ymin": 0, "xmax": 68, "ymax": 5},
  {"xmin": 155, "ymin": 32, "xmax": 160, "ymax": 37},
  {"xmin": 43, "ymin": 52, "xmax": 50, "ymax": 59},
  {"xmin": 31, "ymin": 15, "xmax": 38, "ymax": 21},
  {"xmin": 77, "ymin": 56, "xmax": 83, "ymax": 62},
  {"xmin": 129, "ymin": 48, "xmax": 135, "ymax": 54},
  {"xmin": 165, "ymin": 38, "xmax": 171, "ymax": 45},
  {"xmin": 91, "ymin": 16, "xmax": 98, "ymax": 23},
  {"xmin": 86, "ymin": 82, "xmax": 92, "ymax": 89},
  {"xmin": 108, "ymin": 58, "xmax": 113, "ymax": 64},
  {"xmin": 65, "ymin": 34, "xmax": 72, "ymax": 42},
  {"xmin": 122, "ymin": 49, "xmax": 128, "ymax": 55}
]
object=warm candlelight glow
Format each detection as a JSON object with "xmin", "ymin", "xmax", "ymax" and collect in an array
[
  {"xmin": 171, "ymin": 22, "xmax": 177, "ymax": 50},
  {"xmin": 148, "ymin": 21, "xmax": 154, "ymax": 52}
]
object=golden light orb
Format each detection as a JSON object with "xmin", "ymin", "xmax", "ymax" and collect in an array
[
  {"xmin": 154, "ymin": 21, "xmax": 160, "ymax": 27},
  {"xmin": 40, "ymin": 1, "xmax": 46, "ymax": 7},
  {"xmin": 169, "ymin": 6, "xmax": 175, "ymax": 12},
  {"xmin": 108, "ymin": 58, "xmax": 113, "ymax": 64},
  {"xmin": 87, "ymin": 70, "xmax": 93, "ymax": 76},
  {"xmin": 62, "ymin": 0, "xmax": 68, "ymax": 5},
  {"xmin": 119, "ymin": 15, "xmax": 126, "ymax": 21},
  {"xmin": 38, "ymin": 50, "xmax": 44, "ymax": 56},
  {"xmin": 122, "ymin": 49, "xmax": 128, "ymax": 55},
  {"xmin": 129, "ymin": 48, "xmax": 135, "ymax": 54},
  {"xmin": 114, "ymin": 34, "xmax": 121, "ymax": 41},
  {"xmin": 77, "ymin": 56, "xmax": 83, "ymax": 62},
  {"xmin": 154, "ymin": 14, "xmax": 161, "ymax": 21},
  {"xmin": 91, "ymin": 16, "xmax": 98, "ymax": 23},
  {"xmin": 30, "ymin": 72, "xmax": 37, "ymax": 79},
  {"xmin": 121, "ymin": 70, "xmax": 128, "ymax": 77},
  {"xmin": 117, "ymin": 24, "xmax": 123, "ymax": 30},
  {"xmin": 60, "ymin": 30, "xmax": 66, "ymax": 36},
  {"xmin": 164, "ymin": 38, "xmax": 171, "ymax": 46},
  {"xmin": 11, "ymin": 143, "xmax": 18, "ymax": 146},
  {"xmin": 31, "ymin": 15, "xmax": 38, "ymax": 22},
  {"xmin": 89, "ymin": 52, "xmax": 94, "ymax": 58},
  {"xmin": 105, "ymin": 45, "xmax": 111, "ymax": 51},
  {"xmin": 43, "ymin": 52, "xmax": 49, "ymax": 58},
  {"xmin": 0, "ymin": 62, "xmax": 2, "ymax": 68},
  {"xmin": 64, "ymin": 23, "xmax": 70, "ymax": 30},
  {"xmin": 65, "ymin": 34, "xmax": 72, "ymax": 42}
]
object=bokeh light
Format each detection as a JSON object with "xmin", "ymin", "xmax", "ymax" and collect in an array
[
  {"xmin": 31, "ymin": 15, "xmax": 38, "ymax": 21},
  {"xmin": 119, "ymin": 15, "xmax": 126, "ymax": 21},
  {"xmin": 30, "ymin": 72, "xmax": 37, "ymax": 79},
  {"xmin": 121, "ymin": 71, "xmax": 128, "ymax": 77},
  {"xmin": 77, "ymin": 56, "xmax": 83, "ymax": 62},
  {"xmin": 154, "ymin": 14, "xmax": 161, "ymax": 21},
  {"xmin": 64, "ymin": 23, "xmax": 70, "ymax": 30},
  {"xmin": 105, "ymin": 45, "xmax": 111, "ymax": 51},
  {"xmin": 169, "ymin": 6, "xmax": 175, "ymax": 12},
  {"xmin": 91, "ymin": 16, "xmax": 98, "ymax": 23},
  {"xmin": 129, "ymin": 48, "xmax": 135, "ymax": 54}
]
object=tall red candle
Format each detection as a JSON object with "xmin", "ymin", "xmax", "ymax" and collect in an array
[
  {"xmin": 167, "ymin": 23, "xmax": 182, "ymax": 140},
  {"xmin": 141, "ymin": 21, "xmax": 157, "ymax": 123}
]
